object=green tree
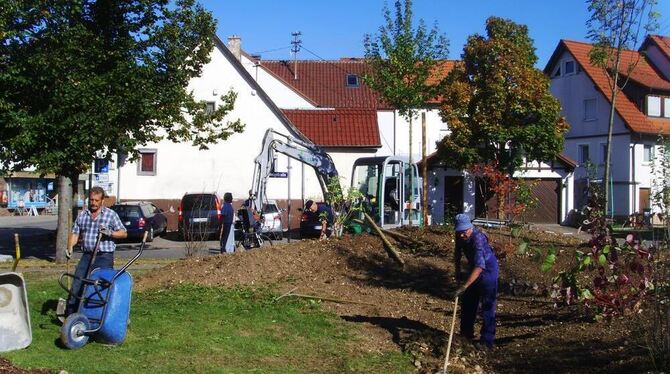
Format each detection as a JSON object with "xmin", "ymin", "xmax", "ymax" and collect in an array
[
  {"xmin": 363, "ymin": 0, "xmax": 448, "ymax": 225},
  {"xmin": 437, "ymin": 17, "xmax": 568, "ymax": 219},
  {"xmin": 586, "ymin": 0, "xmax": 659, "ymax": 216},
  {"xmin": 0, "ymin": 0, "xmax": 244, "ymax": 262}
]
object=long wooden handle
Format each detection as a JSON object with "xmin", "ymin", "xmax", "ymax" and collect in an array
[
  {"xmin": 12, "ymin": 233, "xmax": 20, "ymax": 272},
  {"xmin": 443, "ymin": 296, "xmax": 459, "ymax": 373},
  {"xmin": 363, "ymin": 213, "xmax": 404, "ymax": 266}
]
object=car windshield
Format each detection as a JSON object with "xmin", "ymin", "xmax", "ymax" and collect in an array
[
  {"xmin": 112, "ymin": 205, "xmax": 141, "ymax": 219},
  {"xmin": 140, "ymin": 204, "xmax": 156, "ymax": 217},
  {"xmin": 182, "ymin": 194, "xmax": 217, "ymax": 210}
]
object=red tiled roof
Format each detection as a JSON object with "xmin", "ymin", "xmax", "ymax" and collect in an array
[
  {"xmin": 281, "ymin": 109, "xmax": 381, "ymax": 147},
  {"xmin": 260, "ymin": 59, "xmax": 457, "ymax": 109},
  {"xmin": 261, "ymin": 60, "xmax": 382, "ymax": 109},
  {"xmin": 558, "ymin": 39, "xmax": 670, "ymax": 135}
]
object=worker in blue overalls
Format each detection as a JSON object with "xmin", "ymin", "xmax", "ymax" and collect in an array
[{"xmin": 453, "ymin": 213, "xmax": 499, "ymax": 349}]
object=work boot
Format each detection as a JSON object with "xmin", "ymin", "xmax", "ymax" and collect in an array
[{"xmin": 472, "ymin": 340, "xmax": 494, "ymax": 352}]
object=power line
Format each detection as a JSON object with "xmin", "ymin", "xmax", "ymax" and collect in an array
[{"xmin": 250, "ymin": 46, "xmax": 291, "ymax": 56}]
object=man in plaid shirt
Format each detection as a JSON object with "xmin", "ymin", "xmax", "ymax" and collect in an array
[{"xmin": 65, "ymin": 186, "xmax": 127, "ymax": 315}]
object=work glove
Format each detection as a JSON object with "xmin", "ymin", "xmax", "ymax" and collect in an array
[
  {"xmin": 454, "ymin": 285, "xmax": 468, "ymax": 298},
  {"xmin": 99, "ymin": 225, "xmax": 113, "ymax": 238},
  {"xmin": 65, "ymin": 248, "xmax": 72, "ymax": 260}
]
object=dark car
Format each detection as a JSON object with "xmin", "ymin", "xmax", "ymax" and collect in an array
[
  {"xmin": 178, "ymin": 192, "xmax": 222, "ymax": 241},
  {"xmin": 299, "ymin": 202, "xmax": 334, "ymax": 239},
  {"xmin": 110, "ymin": 201, "xmax": 167, "ymax": 242}
]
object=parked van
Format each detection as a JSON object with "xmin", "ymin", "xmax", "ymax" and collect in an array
[{"xmin": 178, "ymin": 192, "xmax": 222, "ymax": 241}]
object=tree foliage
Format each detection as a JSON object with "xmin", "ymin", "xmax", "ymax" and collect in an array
[
  {"xmin": 0, "ymin": 0, "xmax": 243, "ymax": 177},
  {"xmin": 437, "ymin": 17, "xmax": 568, "ymax": 173},
  {"xmin": 585, "ymin": 0, "xmax": 658, "ymax": 215},
  {"xmin": 363, "ymin": 0, "xmax": 448, "ymax": 225},
  {"xmin": 0, "ymin": 0, "xmax": 244, "ymax": 261},
  {"xmin": 363, "ymin": 0, "xmax": 449, "ymax": 118}
]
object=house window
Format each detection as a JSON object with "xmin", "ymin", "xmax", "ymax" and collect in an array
[
  {"xmin": 643, "ymin": 144, "xmax": 654, "ymax": 162},
  {"xmin": 647, "ymin": 96, "xmax": 661, "ymax": 117},
  {"xmin": 563, "ymin": 60, "xmax": 575, "ymax": 75},
  {"xmin": 584, "ymin": 98, "xmax": 597, "ymax": 121},
  {"xmin": 346, "ymin": 74, "xmax": 359, "ymax": 87},
  {"xmin": 665, "ymin": 98, "xmax": 670, "ymax": 118},
  {"xmin": 552, "ymin": 66, "xmax": 561, "ymax": 78},
  {"xmin": 138, "ymin": 149, "xmax": 157, "ymax": 176},
  {"xmin": 205, "ymin": 101, "xmax": 216, "ymax": 114},
  {"xmin": 578, "ymin": 144, "xmax": 590, "ymax": 164},
  {"xmin": 600, "ymin": 143, "xmax": 607, "ymax": 165}
]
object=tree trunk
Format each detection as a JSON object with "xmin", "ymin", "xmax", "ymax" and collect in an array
[
  {"xmin": 497, "ymin": 190, "xmax": 505, "ymax": 221},
  {"xmin": 421, "ymin": 112, "xmax": 428, "ymax": 226},
  {"xmin": 55, "ymin": 175, "xmax": 74, "ymax": 263},
  {"xmin": 408, "ymin": 114, "xmax": 413, "ymax": 227},
  {"xmin": 604, "ymin": 64, "xmax": 622, "ymax": 218}
]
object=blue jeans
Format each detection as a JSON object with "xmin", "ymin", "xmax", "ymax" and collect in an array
[
  {"xmin": 460, "ymin": 272, "xmax": 498, "ymax": 347},
  {"xmin": 66, "ymin": 252, "xmax": 114, "ymax": 315}
]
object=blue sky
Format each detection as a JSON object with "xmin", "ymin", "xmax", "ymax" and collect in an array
[{"xmin": 202, "ymin": 0, "xmax": 670, "ymax": 68}]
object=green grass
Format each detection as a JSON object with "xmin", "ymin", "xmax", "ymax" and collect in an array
[{"xmin": 2, "ymin": 273, "xmax": 412, "ymax": 373}]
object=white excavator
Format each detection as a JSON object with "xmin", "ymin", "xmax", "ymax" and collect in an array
[
  {"xmin": 249, "ymin": 128, "xmax": 339, "ymax": 213},
  {"xmin": 249, "ymin": 128, "xmax": 422, "ymax": 230}
]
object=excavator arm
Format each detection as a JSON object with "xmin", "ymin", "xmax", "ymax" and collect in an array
[{"xmin": 250, "ymin": 129, "xmax": 340, "ymax": 210}]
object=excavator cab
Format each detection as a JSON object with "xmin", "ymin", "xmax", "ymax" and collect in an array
[{"xmin": 351, "ymin": 156, "xmax": 422, "ymax": 229}]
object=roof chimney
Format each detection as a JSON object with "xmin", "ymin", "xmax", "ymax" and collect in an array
[{"xmin": 227, "ymin": 35, "xmax": 241, "ymax": 60}]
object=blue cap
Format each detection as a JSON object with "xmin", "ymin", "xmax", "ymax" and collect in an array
[{"xmin": 454, "ymin": 214, "xmax": 473, "ymax": 232}]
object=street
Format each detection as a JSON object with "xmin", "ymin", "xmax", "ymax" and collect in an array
[{"xmin": 0, "ymin": 216, "xmax": 288, "ymax": 261}]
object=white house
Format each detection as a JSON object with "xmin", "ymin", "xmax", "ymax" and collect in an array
[
  {"xmin": 545, "ymin": 35, "xmax": 670, "ymax": 218},
  {"xmin": 113, "ymin": 36, "xmax": 353, "ymax": 229}
]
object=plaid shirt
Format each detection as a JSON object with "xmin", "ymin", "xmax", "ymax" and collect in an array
[{"xmin": 72, "ymin": 206, "xmax": 125, "ymax": 252}]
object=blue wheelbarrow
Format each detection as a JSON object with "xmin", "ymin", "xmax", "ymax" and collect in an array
[{"xmin": 58, "ymin": 231, "xmax": 146, "ymax": 349}]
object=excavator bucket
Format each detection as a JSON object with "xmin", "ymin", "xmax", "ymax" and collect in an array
[{"xmin": 0, "ymin": 272, "xmax": 32, "ymax": 352}]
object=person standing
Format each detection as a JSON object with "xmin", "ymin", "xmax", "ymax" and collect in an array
[
  {"xmin": 65, "ymin": 186, "xmax": 127, "ymax": 315},
  {"xmin": 220, "ymin": 192, "xmax": 235, "ymax": 253},
  {"xmin": 453, "ymin": 213, "xmax": 499, "ymax": 349}
]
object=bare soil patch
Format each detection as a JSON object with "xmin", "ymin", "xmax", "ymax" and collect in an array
[
  {"xmin": 0, "ymin": 358, "xmax": 53, "ymax": 374},
  {"xmin": 137, "ymin": 227, "xmax": 654, "ymax": 373}
]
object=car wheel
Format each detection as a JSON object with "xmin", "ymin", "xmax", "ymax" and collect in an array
[{"xmin": 147, "ymin": 227, "xmax": 154, "ymax": 242}]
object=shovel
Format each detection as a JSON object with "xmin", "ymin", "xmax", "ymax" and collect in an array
[{"xmin": 436, "ymin": 296, "xmax": 459, "ymax": 374}]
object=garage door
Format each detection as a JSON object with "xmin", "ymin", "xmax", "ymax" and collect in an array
[
  {"xmin": 524, "ymin": 179, "xmax": 560, "ymax": 223},
  {"xmin": 475, "ymin": 178, "xmax": 560, "ymax": 223}
]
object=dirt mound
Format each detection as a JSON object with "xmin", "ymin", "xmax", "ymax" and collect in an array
[
  {"xmin": 137, "ymin": 227, "xmax": 650, "ymax": 373},
  {"xmin": 138, "ymin": 229, "xmax": 478, "ymax": 371}
]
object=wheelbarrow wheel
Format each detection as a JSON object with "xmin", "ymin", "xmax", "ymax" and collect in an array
[{"xmin": 61, "ymin": 313, "xmax": 90, "ymax": 349}]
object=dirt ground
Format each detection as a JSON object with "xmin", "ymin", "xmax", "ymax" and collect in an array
[{"xmin": 133, "ymin": 226, "xmax": 654, "ymax": 373}]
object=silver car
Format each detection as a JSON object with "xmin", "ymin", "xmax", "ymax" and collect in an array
[{"xmin": 261, "ymin": 200, "xmax": 284, "ymax": 240}]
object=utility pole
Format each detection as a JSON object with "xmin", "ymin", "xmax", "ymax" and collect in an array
[{"xmin": 291, "ymin": 31, "xmax": 302, "ymax": 80}]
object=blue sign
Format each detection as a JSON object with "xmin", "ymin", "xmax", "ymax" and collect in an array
[{"xmin": 269, "ymin": 172, "xmax": 288, "ymax": 178}]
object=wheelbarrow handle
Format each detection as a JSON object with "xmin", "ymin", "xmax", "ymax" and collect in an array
[
  {"xmin": 58, "ymin": 272, "xmax": 106, "ymax": 300},
  {"xmin": 12, "ymin": 233, "xmax": 20, "ymax": 272},
  {"xmin": 111, "ymin": 231, "xmax": 147, "ymax": 282}
]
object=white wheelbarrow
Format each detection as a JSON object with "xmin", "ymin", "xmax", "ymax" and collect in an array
[{"xmin": 0, "ymin": 234, "xmax": 32, "ymax": 352}]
